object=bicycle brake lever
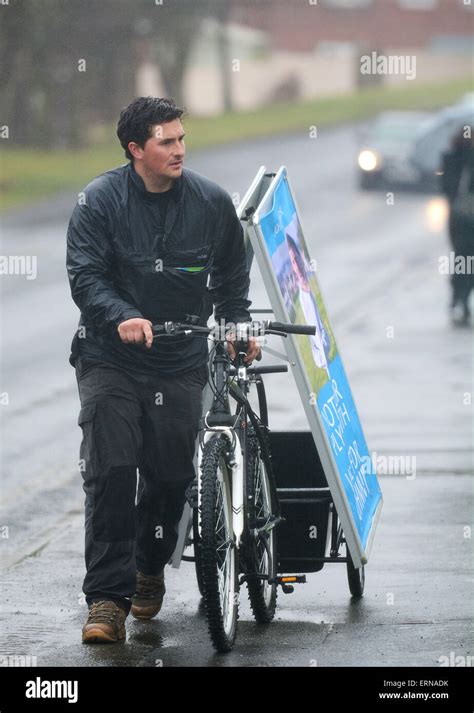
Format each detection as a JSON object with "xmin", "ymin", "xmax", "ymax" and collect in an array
[{"xmin": 264, "ymin": 329, "xmax": 288, "ymax": 338}]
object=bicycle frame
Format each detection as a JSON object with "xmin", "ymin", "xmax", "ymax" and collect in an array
[
  {"xmin": 196, "ymin": 340, "xmax": 279, "ymax": 551},
  {"xmin": 153, "ymin": 316, "xmax": 314, "ymax": 586}
]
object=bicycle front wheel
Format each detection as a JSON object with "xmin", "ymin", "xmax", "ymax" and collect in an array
[
  {"xmin": 192, "ymin": 506, "xmax": 205, "ymax": 597},
  {"xmin": 246, "ymin": 435, "xmax": 278, "ymax": 623},
  {"xmin": 199, "ymin": 433, "xmax": 239, "ymax": 652}
]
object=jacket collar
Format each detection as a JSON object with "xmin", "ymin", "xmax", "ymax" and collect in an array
[{"xmin": 128, "ymin": 161, "xmax": 183, "ymax": 202}]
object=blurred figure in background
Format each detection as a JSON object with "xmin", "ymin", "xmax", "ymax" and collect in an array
[{"xmin": 440, "ymin": 127, "xmax": 474, "ymax": 326}]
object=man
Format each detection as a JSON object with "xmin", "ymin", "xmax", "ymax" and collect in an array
[{"xmin": 66, "ymin": 96, "xmax": 260, "ymax": 643}]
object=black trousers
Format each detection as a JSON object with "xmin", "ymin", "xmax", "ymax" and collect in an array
[
  {"xmin": 449, "ymin": 211, "xmax": 474, "ymax": 310},
  {"xmin": 75, "ymin": 358, "xmax": 207, "ymax": 614}
]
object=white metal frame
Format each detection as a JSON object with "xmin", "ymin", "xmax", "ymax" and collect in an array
[{"xmin": 249, "ymin": 166, "xmax": 383, "ymax": 567}]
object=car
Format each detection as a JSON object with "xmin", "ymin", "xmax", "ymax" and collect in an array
[{"xmin": 357, "ymin": 111, "xmax": 433, "ymax": 191}]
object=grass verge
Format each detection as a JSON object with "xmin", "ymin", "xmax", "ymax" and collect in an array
[{"xmin": 1, "ymin": 75, "xmax": 472, "ymax": 212}]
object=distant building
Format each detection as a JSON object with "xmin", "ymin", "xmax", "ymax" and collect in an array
[{"xmin": 231, "ymin": 0, "xmax": 474, "ymax": 52}]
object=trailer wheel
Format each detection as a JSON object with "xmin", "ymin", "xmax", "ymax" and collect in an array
[{"xmin": 346, "ymin": 544, "xmax": 365, "ymax": 598}]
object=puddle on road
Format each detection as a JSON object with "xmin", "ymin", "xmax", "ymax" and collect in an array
[{"xmin": 274, "ymin": 609, "xmax": 345, "ymax": 625}]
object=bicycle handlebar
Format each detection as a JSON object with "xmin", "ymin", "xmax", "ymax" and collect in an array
[
  {"xmin": 152, "ymin": 318, "xmax": 316, "ymax": 338},
  {"xmin": 267, "ymin": 320, "xmax": 316, "ymax": 336},
  {"xmin": 229, "ymin": 364, "xmax": 288, "ymax": 375}
]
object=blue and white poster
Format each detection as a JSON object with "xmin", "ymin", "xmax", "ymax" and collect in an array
[{"xmin": 251, "ymin": 167, "xmax": 383, "ymax": 562}]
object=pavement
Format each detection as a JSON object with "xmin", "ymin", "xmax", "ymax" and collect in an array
[{"xmin": 0, "ymin": 123, "xmax": 472, "ymax": 667}]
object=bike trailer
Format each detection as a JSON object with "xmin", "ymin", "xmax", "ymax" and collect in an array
[{"xmin": 268, "ymin": 430, "xmax": 333, "ymax": 574}]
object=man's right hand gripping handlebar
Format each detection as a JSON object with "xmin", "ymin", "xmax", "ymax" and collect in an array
[{"xmin": 117, "ymin": 318, "xmax": 154, "ymax": 349}]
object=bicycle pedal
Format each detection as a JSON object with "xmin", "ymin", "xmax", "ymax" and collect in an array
[{"xmin": 275, "ymin": 575, "xmax": 306, "ymax": 593}]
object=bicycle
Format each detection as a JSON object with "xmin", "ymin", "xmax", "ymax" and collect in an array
[{"xmin": 153, "ymin": 315, "xmax": 315, "ymax": 652}]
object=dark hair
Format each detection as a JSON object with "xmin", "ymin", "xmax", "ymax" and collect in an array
[
  {"xmin": 116, "ymin": 96, "xmax": 185, "ymax": 160},
  {"xmin": 286, "ymin": 233, "xmax": 306, "ymax": 277}
]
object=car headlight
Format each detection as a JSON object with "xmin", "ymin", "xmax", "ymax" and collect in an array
[{"xmin": 358, "ymin": 150, "xmax": 379, "ymax": 172}]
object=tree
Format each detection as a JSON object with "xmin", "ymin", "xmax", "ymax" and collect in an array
[{"xmin": 0, "ymin": 0, "xmax": 225, "ymax": 148}]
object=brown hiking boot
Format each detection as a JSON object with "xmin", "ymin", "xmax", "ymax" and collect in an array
[
  {"xmin": 82, "ymin": 600, "xmax": 127, "ymax": 643},
  {"xmin": 131, "ymin": 569, "xmax": 166, "ymax": 620}
]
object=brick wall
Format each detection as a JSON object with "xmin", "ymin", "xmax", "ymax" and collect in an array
[{"xmin": 231, "ymin": 0, "xmax": 474, "ymax": 51}]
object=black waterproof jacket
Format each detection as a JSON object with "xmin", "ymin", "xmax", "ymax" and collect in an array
[{"xmin": 66, "ymin": 161, "xmax": 252, "ymax": 374}]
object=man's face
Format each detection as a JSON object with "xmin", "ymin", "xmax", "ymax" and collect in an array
[{"xmin": 132, "ymin": 118, "xmax": 185, "ymax": 179}]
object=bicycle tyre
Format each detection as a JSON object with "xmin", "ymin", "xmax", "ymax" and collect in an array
[
  {"xmin": 245, "ymin": 435, "xmax": 278, "ymax": 624},
  {"xmin": 199, "ymin": 433, "xmax": 239, "ymax": 652},
  {"xmin": 192, "ymin": 506, "xmax": 205, "ymax": 597}
]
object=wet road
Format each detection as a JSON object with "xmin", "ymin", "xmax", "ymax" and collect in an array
[{"xmin": 0, "ymin": 123, "xmax": 472, "ymax": 666}]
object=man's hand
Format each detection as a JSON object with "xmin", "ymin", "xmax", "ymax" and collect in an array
[
  {"xmin": 117, "ymin": 318, "xmax": 153, "ymax": 349},
  {"xmin": 226, "ymin": 335, "xmax": 262, "ymax": 364}
]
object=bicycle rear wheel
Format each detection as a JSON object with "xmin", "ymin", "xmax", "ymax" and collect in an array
[
  {"xmin": 199, "ymin": 433, "xmax": 239, "ymax": 652},
  {"xmin": 245, "ymin": 434, "xmax": 278, "ymax": 623}
]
